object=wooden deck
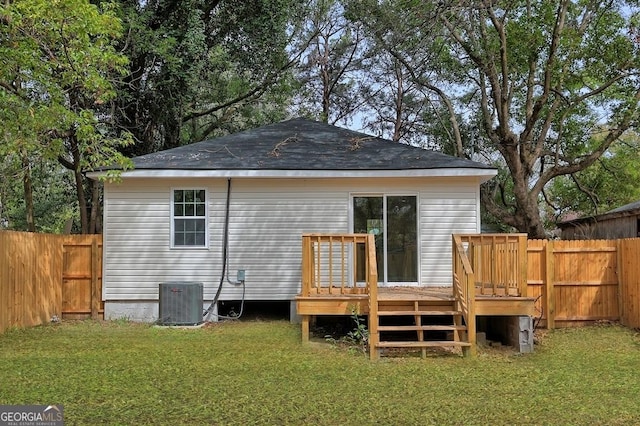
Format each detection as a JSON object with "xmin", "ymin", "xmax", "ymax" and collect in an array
[
  {"xmin": 297, "ymin": 287, "xmax": 451, "ymax": 313},
  {"xmin": 296, "ymin": 287, "xmax": 535, "ymax": 359},
  {"xmin": 297, "ymin": 233, "xmax": 536, "ymax": 359},
  {"xmin": 296, "ymin": 285, "xmax": 535, "ymax": 359},
  {"xmin": 296, "ymin": 286, "xmax": 535, "ymax": 316}
]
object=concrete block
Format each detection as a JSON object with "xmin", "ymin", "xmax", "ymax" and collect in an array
[
  {"xmin": 476, "ymin": 332, "xmax": 488, "ymax": 346},
  {"xmin": 290, "ymin": 300, "xmax": 302, "ymax": 324},
  {"xmin": 508, "ymin": 315, "xmax": 534, "ymax": 353}
]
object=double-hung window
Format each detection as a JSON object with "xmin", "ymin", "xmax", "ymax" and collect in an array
[{"xmin": 172, "ymin": 189, "xmax": 207, "ymax": 248}]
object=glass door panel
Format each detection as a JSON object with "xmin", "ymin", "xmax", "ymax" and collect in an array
[
  {"xmin": 353, "ymin": 197, "xmax": 384, "ymax": 282},
  {"xmin": 353, "ymin": 195, "xmax": 417, "ymax": 284},
  {"xmin": 386, "ymin": 196, "xmax": 417, "ymax": 282}
]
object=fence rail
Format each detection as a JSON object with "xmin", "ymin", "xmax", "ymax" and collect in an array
[{"xmin": 1, "ymin": 231, "xmax": 102, "ymax": 333}]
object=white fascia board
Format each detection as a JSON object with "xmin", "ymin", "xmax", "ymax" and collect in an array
[{"xmin": 88, "ymin": 168, "xmax": 497, "ymax": 181}]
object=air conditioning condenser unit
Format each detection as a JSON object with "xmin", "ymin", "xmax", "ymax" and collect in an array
[{"xmin": 158, "ymin": 282, "xmax": 203, "ymax": 326}]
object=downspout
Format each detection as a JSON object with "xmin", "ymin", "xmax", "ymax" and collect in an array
[
  {"xmin": 203, "ymin": 178, "xmax": 232, "ymax": 320},
  {"xmin": 203, "ymin": 178, "xmax": 245, "ymax": 321}
]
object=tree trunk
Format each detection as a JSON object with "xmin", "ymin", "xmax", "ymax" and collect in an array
[
  {"xmin": 518, "ymin": 197, "xmax": 547, "ymax": 239},
  {"xmin": 74, "ymin": 168, "xmax": 88, "ymax": 234},
  {"xmin": 70, "ymin": 135, "xmax": 89, "ymax": 234},
  {"xmin": 89, "ymin": 179, "xmax": 100, "ymax": 234},
  {"xmin": 21, "ymin": 155, "xmax": 35, "ymax": 232}
]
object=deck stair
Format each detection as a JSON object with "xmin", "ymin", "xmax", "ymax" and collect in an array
[{"xmin": 372, "ymin": 294, "xmax": 471, "ymax": 357}]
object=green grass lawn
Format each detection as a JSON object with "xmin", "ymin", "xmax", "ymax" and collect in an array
[{"xmin": 1, "ymin": 320, "xmax": 639, "ymax": 425}]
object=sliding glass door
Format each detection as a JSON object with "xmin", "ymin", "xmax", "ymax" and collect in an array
[{"xmin": 353, "ymin": 195, "xmax": 417, "ymax": 284}]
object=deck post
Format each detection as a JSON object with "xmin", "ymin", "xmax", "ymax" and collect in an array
[
  {"xmin": 463, "ymin": 271, "xmax": 477, "ymax": 357},
  {"xmin": 301, "ymin": 235, "xmax": 311, "ymax": 296},
  {"xmin": 518, "ymin": 234, "xmax": 528, "ymax": 297},
  {"xmin": 366, "ymin": 234, "xmax": 379, "ymax": 360},
  {"xmin": 301, "ymin": 315, "xmax": 310, "ymax": 343}
]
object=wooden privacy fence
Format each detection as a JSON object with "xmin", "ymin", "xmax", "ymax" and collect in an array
[
  {"xmin": 527, "ymin": 238, "xmax": 640, "ymax": 329},
  {"xmin": 0, "ymin": 231, "xmax": 102, "ymax": 333},
  {"xmin": 3, "ymin": 230, "xmax": 640, "ymax": 333}
]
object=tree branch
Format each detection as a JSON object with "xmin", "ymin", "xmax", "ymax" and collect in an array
[
  {"xmin": 520, "ymin": 1, "xmax": 569, "ymax": 145},
  {"xmin": 533, "ymin": 86, "xmax": 640, "ymax": 194},
  {"xmin": 570, "ymin": 173, "xmax": 599, "ymax": 213}
]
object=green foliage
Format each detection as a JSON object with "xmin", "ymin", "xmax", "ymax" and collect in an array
[
  {"xmin": 346, "ymin": 306, "xmax": 369, "ymax": 352},
  {"xmin": 547, "ymin": 133, "xmax": 640, "ymax": 221},
  {"xmin": 112, "ymin": 0, "xmax": 300, "ymax": 154},
  {"xmin": 344, "ymin": 0, "xmax": 469, "ymax": 146},
  {"xmin": 0, "ymin": 0, "xmax": 133, "ymax": 232},
  {"xmin": 1, "ymin": 321, "xmax": 640, "ymax": 424},
  {"xmin": 0, "ymin": 156, "xmax": 76, "ymax": 232}
]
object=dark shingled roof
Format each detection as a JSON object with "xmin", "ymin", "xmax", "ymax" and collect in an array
[{"xmin": 126, "ymin": 118, "xmax": 493, "ymax": 171}]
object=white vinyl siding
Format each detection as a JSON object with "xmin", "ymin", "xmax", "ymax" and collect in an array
[
  {"xmin": 102, "ymin": 176, "xmax": 481, "ymax": 302},
  {"xmin": 419, "ymin": 181, "xmax": 481, "ymax": 284}
]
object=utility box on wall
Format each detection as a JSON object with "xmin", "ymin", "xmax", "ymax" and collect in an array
[{"xmin": 158, "ymin": 282, "xmax": 203, "ymax": 326}]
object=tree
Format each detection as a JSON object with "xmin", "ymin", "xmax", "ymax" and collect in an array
[
  {"xmin": 547, "ymin": 132, "xmax": 640, "ymax": 224},
  {"xmin": 111, "ymin": 0, "xmax": 303, "ymax": 155},
  {"xmin": 351, "ymin": 0, "xmax": 640, "ymax": 237},
  {"xmin": 448, "ymin": 1, "xmax": 640, "ymax": 237},
  {"xmin": 346, "ymin": 0, "xmax": 469, "ymax": 155},
  {"xmin": 0, "ymin": 0, "xmax": 133, "ymax": 233},
  {"xmin": 0, "ymin": 155, "xmax": 76, "ymax": 232},
  {"xmin": 293, "ymin": 0, "xmax": 369, "ymax": 125}
]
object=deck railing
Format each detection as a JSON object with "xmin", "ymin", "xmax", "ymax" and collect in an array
[
  {"xmin": 301, "ymin": 233, "xmax": 378, "ymax": 296},
  {"xmin": 456, "ymin": 234, "xmax": 528, "ymax": 297},
  {"xmin": 452, "ymin": 233, "xmax": 528, "ymax": 356},
  {"xmin": 452, "ymin": 235, "xmax": 476, "ymax": 356},
  {"xmin": 300, "ymin": 233, "xmax": 378, "ymax": 357}
]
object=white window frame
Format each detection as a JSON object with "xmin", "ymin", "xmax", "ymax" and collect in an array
[{"xmin": 170, "ymin": 188, "xmax": 209, "ymax": 249}]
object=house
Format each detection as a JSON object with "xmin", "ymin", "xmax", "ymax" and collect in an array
[
  {"xmin": 89, "ymin": 118, "xmax": 498, "ymax": 324},
  {"xmin": 557, "ymin": 200, "xmax": 640, "ymax": 240}
]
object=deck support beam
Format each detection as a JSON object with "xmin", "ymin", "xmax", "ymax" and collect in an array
[{"xmin": 301, "ymin": 315, "xmax": 310, "ymax": 343}]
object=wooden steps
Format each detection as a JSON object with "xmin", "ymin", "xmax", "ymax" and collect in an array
[
  {"xmin": 378, "ymin": 324, "xmax": 467, "ymax": 332},
  {"xmin": 377, "ymin": 341, "xmax": 471, "ymax": 348},
  {"xmin": 370, "ymin": 298, "xmax": 470, "ymax": 358},
  {"xmin": 378, "ymin": 310, "xmax": 460, "ymax": 316}
]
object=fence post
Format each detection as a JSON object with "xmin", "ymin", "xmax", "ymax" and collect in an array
[
  {"xmin": 544, "ymin": 239, "xmax": 555, "ymax": 329},
  {"xmin": 617, "ymin": 239, "xmax": 625, "ymax": 326},
  {"xmin": 91, "ymin": 237, "xmax": 100, "ymax": 320}
]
